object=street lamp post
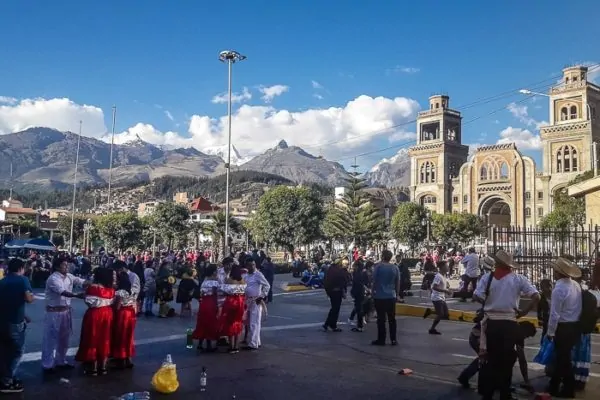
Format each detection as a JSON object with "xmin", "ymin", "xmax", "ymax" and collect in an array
[
  {"xmin": 83, "ymin": 218, "xmax": 92, "ymax": 255},
  {"xmin": 107, "ymin": 106, "xmax": 117, "ymax": 210},
  {"xmin": 219, "ymin": 50, "xmax": 246, "ymax": 258},
  {"xmin": 69, "ymin": 120, "xmax": 83, "ymax": 253},
  {"xmin": 422, "ymin": 210, "xmax": 431, "ymax": 248}
]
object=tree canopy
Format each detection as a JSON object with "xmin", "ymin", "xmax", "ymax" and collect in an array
[
  {"xmin": 150, "ymin": 202, "xmax": 191, "ymax": 249},
  {"xmin": 431, "ymin": 212, "xmax": 485, "ymax": 245},
  {"xmin": 390, "ymin": 202, "xmax": 427, "ymax": 249},
  {"xmin": 248, "ymin": 186, "xmax": 324, "ymax": 252},
  {"xmin": 95, "ymin": 212, "xmax": 143, "ymax": 251}
]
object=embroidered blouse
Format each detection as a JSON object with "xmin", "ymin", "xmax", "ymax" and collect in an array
[
  {"xmin": 200, "ymin": 279, "xmax": 219, "ymax": 296},
  {"xmin": 221, "ymin": 282, "xmax": 247, "ymax": 295},
  {"xmin": 116, "ymin": 289, "xmax": 136, "ymax": 307},
  {"xmin": 84, "ymin": 285, "xmax": 115, "ymax": 308}
]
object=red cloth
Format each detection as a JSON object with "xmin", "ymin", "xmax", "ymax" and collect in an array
[
  {"xmin": 219, "ymin": 295, "xmax": 246, "ymax": 337},
  {"xmin": 111, "ymin": 305, "xmax": 136, "ymax": 359},
  {"xmin": 193, "ymin": 295, "xmax": 220, "ymax": 340},
  {"xmin": 76, "ymin": 285, "xmax": 115, "ymax": 363},
  {"xmin": 493, "ymin": 267, "xmax": 512, "ymax": 280}
]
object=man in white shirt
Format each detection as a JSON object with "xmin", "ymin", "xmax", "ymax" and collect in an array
[
  {"xmin": 42, "ymin": 258, "xmax": 87, "ymax": 373},
  {"xmin": 459, "ymin": 248, "xmax": 480, "ymax": 302},
  {"xmin": 243, "ymin": 258, "xmax": 270, "ymax": 351},
  {"xmin": 473, "ymin": 250, "xmax": 539, "ymax": 400},
  {"xmin": 546, "ymin": 257, "xmax": 582, "ymax": 398},
  {"xmin": 424, "ymin": 261, "xmax": 452, "ymax": 335}
]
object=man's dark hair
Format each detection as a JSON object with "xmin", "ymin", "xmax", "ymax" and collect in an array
[
  {"xmin": 52, "ymin": 257, "xmax": 66, "ymax": 271},
  {"xmin": 222, "ymin": 257, "xmax": 234, "ymax": 265},
  {"xmin": 7, "ymin": 258, "xmax": 25, "ymax": 273},
  {"xmin": 245, "ymin": 258, "xmax": 255, "ymax": 266},
  {"xmin": 381, "ymin": 249, "xmax": 393, "ymax": 262},
  {"xmin": 113, "ymin": 260, "xmax": 128, "ymax": 271},
  {"xmin": 518, "ymin": 321, "xmax": 537, "ymax": 339}
]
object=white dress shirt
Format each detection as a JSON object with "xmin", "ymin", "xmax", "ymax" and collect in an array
[
  {"xmin": 127, "ymin": 270, "xmax": 141, "ymax": 300},
  {"xmin": 462, "ymin": 253, "xmax": 480, "ymax": 278},
  {"xmin": 547, "ymin": 277, "xmax": 582, "ymax": 337},
  {"xmin": 245, "ymin": 271, "xmax": 270, "ymax": 298},
  {"xmin": 431, "ymin": 273, "xmax": 448, "ymax": 302},
  {"xmin": 45, "ymin": 271, "xmax": 86, "ymax": 307},
  {"xmin": 474, "ymin": 272, "xmax": 538, "ymax": 318}
]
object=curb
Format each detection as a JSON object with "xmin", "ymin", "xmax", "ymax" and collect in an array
[
  {"xmin": 395, "ymin": 303, "xmax": 600, "ymax": 333},
  {"xmin": 282, "ymin": 284, "xmax": 312, "ymax": 292}
]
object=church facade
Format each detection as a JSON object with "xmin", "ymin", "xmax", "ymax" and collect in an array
[{"xmin": 408, "ymin": 65, "xmax": 600, "ymax": 227}]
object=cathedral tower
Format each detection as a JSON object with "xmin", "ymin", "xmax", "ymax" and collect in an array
[
  {"xmin": 408, "ymin": 95, "xmax": 469, "ymax": 213},
  {"xmin": 540, "ymin": 65, "xmax": 600, "ymax": 208}
]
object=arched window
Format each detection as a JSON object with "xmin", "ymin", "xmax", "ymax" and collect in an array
[
  {"xmin": 419, "ymin": 161, "xmax": 436, "ymax": 183},
  {"xmin": 480, "ymin": 164, "xmax": 488, "ymax": 180},
  {"xmin": 570, "ymin": 105, "xmax": 578, "ymax": 119},
  {"xmin": 499, "ymin": 162, "xmax": 509, "ymax": 179},
  {"xmin": 556, "ymin": 145, "xmax": 579, "ymax": 173},
  {"xmin": 561, "ymin": 107, "xmax": 568, "ymax": 121},
  {"xmin": 421, "ymin": 195, "xmax": 436, "ymax": 205}
]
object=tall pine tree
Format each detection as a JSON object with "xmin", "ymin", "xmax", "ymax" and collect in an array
[{"xmin": 323, "ymin": 164, "xmax": 384, "ymax": 248}]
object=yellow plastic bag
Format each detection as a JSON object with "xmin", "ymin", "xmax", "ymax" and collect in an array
[{"xmin": 151, "ymin": 355, "xmax": 179, "ymax": 394}]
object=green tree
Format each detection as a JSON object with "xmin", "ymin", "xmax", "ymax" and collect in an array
[
  {"xmin": 150, "ymin": 202, "xmax": 190, "ymax": 249},
  {"xmin": 248, "ymin": 186, "xmax": 324, "ymax": 253},
  {"xmin": 204, "ymin": 211, "xmax": 242, "ymax": 259},
  {"xmin": 57, "ymin": 214, "xmax": 88, "ymax": 246},
  {"xmin": 390, "ymin": 202, "xmax": 427, "ymax": 250},
  {"xmin": 431, "ymin": 212, "xmax": 485, "ymax": 245},
  {"xmin": 95, "ymin": 212, "xmax": 143, "ymax": 251},
  {"xmin": 322, "ymin": 172, "xmax": 384, "ymax": 247}
]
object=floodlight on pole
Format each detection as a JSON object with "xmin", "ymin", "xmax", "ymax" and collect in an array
[
  {"xmin": 69, "ymin": 120, "xmax": 83, "ymax": 253},
  {"xmin": 218, "ymin": 50, "xmax": 246, "ymax": 257}
]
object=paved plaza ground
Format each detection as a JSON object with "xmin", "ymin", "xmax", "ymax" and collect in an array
[{"xmin": 8, "ymin": 274, "xmax": 600, "ymax": 399}]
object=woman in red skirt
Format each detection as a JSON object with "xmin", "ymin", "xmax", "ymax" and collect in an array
[
  {"xmin": 76, "ymin": 267, "xmax": 116, "ymax": 376},
  {"xmin": 112, "ymin": 271, "xmax": 136, "ymax": 369},
  {"xmin": 219, "ymin": 264, "xmax": 247, "ymax": 354},
  {"xmin": 193, "ymin": 264, "xmax": 219, "ymax": 352}
]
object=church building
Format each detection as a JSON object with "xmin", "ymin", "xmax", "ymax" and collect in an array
[{"xmin": 408, "ymin": 65, "xmax": 600, "ymax": 227}]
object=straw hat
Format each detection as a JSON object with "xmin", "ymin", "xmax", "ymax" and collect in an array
[
  {"xmin": 493, "ymin": 249, "xmax": 520, "ymax": 269},
  {"xmin": 481, "ymin": 256, "xmax": 496, "ymax": 271},
  {"xmin": 551, "ymin": 257, "xmax": 582, "ymax": 279}
]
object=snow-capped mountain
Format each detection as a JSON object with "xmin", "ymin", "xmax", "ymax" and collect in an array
[
  {"xmin": 364, "ymin": 148, "xmax": 411, "ymax": 188},
  {"xmin": 202, "ymin": 144, "xmax": 253, "ymax": 166}
]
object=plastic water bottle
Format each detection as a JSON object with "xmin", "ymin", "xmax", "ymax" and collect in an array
[
  {"xmin": 200, "ymin": 366, "xmax": 207, "ymax": 392},
  {"xmin": 118, "ymin": 392, "xmax": 150, "ymax": 400},
  {"xmin": 186, "ymin": 328, "xmax": 194, "ymax": 349}
]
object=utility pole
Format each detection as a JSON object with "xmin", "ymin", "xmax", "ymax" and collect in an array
[
  {"xmin": 107, "ymin": 106, "xmax": 117, "ymax": 209},
  {"xmin": 350, "ymin": 157, "xmax": 359, "ymax": 251}
]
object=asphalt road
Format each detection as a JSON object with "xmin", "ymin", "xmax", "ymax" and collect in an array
[{"xmin": 12, "ymin": 274, "xmax": 600, "ymax": 399}]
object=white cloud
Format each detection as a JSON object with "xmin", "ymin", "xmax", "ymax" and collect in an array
[
  {"xmin": 211, "ymin": 87, "xmax": 252, "ymax": 104},
  {"xmin": 0, "ymin": 95, "xmax": 420, "ymax": 163},
  {"xmin": 386, "ymin": 66, "xmax": 420, "ymax": 75},
  {"xmin": 313, "ymin": 93, "xmax": 324, "ymax": 100},
  {"xmin": 258, "ymin": 85, "xmax": 289, "ymax": 102},
  {"xmin": 506, "ymin": 102, "xmax": 547, "ymax": 130},
  {"xmin": 0, "ymin": 97, "xmax": 106, "ymax": 136},
  {"xmin": 164, "ymin": 110, "xmax": 174, "ymax": 121},
  {"xmin": 311, "ymin": 80, "xmax": 324, "ymax": 89},
  {"xmin": 496, "ymin": 126, "xmax": 542, "ymax": 150},
  {"xmin": 0, "ymin": 96, "xmax": 18, "ymax": 105}
]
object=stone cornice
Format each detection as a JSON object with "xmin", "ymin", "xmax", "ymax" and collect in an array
[
  {"xmin": 477, "ymin": 184, "xmax": 512, "ymax": 193},
  {"xmin": 409, "ymin": 141, "xmax": 469, "ymax": 156},
  {"xmin": 540, "ymin": 121, "xmax": 590, "ymax": 139},
  {"xmin": 417, "ymin": 108, "xmax": 461, "ymax": 119},
  {"xmin": 476, "ymin": 143, "xmax": 516, "ymax": 152}
]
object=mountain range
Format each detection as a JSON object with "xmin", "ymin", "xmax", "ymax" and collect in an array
[{"xmin": 0, "ymin": 127, "xmax": 410, "ymax": 190}]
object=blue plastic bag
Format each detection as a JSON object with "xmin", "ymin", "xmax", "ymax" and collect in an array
[{"xmin": 533, "ymin": 337, "xmax": 555, "ymax": 365}]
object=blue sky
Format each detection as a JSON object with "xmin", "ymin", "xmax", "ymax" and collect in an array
[{"xmin": 0, "ymin": 0, "xmax": 599, "ymax": 171}]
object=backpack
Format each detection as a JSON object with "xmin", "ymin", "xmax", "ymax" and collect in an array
[{"xmin": 579, "ymin": 289, "xmax": 599, "ymax": 334}]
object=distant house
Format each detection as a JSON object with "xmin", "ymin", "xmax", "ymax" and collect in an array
[
  {"xmin": 189, "ymin": 197, "xmax": 219, "ymax": 214},
  {"xmin": 0, "ymin": 199, "xmax": 38, "ymax": 222},
  {"xmin": 137, "ymin": 201, "xmax": 164, "ymax": 218}
]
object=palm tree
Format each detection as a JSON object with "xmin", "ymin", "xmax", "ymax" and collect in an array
[{"xmin": 209, "ymin": 211, "xmax": 241, "ymax": 260}]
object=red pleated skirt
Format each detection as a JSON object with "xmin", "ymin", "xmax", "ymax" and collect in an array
[
  {"xmin": 111, "ymin": 306, "xmax": 136, "ymax": 359},
  {"xmin": 219, "ymin": 295, "xmax": 246, "ymax": 337},
  {"xmin": 193, "ymin": 295, "xmax": 219, "ymax": 340},
  {"xmin": 76, "ymin": 306, "xmax": 114, "ymax": 362}
]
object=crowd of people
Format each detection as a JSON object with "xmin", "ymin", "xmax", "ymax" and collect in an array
[{"xmin": 0, "ymin": 248, "xmax": 273, "ymax": 395}]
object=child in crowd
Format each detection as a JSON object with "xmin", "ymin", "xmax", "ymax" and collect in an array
[{"xmin": 423, "ymin": 261, "xmax": 451, "ymax": 335}]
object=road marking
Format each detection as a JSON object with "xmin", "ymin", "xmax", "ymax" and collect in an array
[
  {"xmin": 452, "ymin": 336, "xmax": 600, "ymax": 349},
  {"xmin": 20, "ymin": 322, "xmax": 327, "ymax": 363},
  {"xmin": 450, "ymin": 353, "xmax": 600, "ymax": 378},
  {"xmin": 268, "ymin": 315, "xmax": 294, "ymax": 320},
  {"xmin": 273, "ymin": 291, "xmax": 321, "ymax": 297}
]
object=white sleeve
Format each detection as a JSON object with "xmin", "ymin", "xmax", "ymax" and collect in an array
[
  {"xmin": 518, "ymin": 275, "xmax": 538, "ymax": 297},
  {"xmin": 473, "ymin": 272, "xmax": 491, "ymax": 299}
]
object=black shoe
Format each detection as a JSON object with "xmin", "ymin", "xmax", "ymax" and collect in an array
[
  {"xmin": 0, "ymin": 380, "xmax": 24, "ymax": 394},
  {"xmin": 371, "ymin": 340, "xmax": 385, "ymax": 346},
  {"xmin": 42, "ymin": 368, "xmax": 55, "ymax": 374},
  {"xmin": 56, "ymin": 363, "xmax": 75, "ymax": 370},
  {"xmin": 457, "ymin": 377, "xmax": 470, "ymax": 389},
  {"xmin": 429, "ymin": 329, "xmax": 441, "ymax": 335},
  {"xmin": 241, "ymin": 346, "xmax": 258, "ymax": 351},
  {"xmin": 390, "ymin": 340, "xmax": 397, "ymax": 346}
]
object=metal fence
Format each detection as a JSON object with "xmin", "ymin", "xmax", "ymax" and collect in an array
[{"xmin": 487, "ymin": 225, "xmax": 600, "ymax": 284}]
